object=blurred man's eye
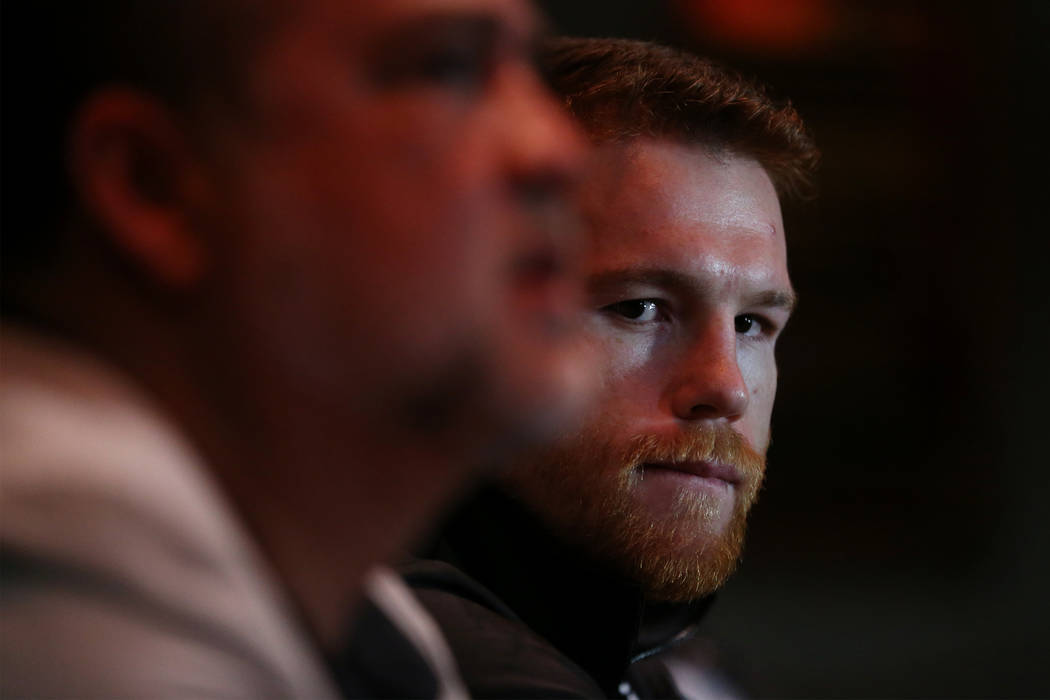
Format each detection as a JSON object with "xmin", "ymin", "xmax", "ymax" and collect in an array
[
  {"xmin": 369, "ymin": 17, "xmax": 503, "ymax": 95},
  {"xmin": 373, "ymin": 44, "xmax": 491, "ymax": 92},
  {"xmin": 415, "ymin": 44, "xmax": 492, "ymax": 90}
]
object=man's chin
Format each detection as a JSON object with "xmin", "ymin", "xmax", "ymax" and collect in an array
[
  {"xmin": 635, "ymin": 468, "xmax": 739, "ymax": 536},
  {"xmin": 501, "ymin": 323, "xmax": 595, "ymax": 430},
  {"xmin": 505, "ymin": 426, "xmax": 762, "ymax": 602},
  {"xmin": 608, "ymin": 511, "xmax": 748, "ymax": 603},
  {"xmin": 631, "ymin": 537, "xmax": 744, "ymax": 602}
]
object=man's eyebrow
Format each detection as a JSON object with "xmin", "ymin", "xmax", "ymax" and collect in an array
[
  {"xmin": 587, "ymin": 267, "xmax": 797, "ymax": 313},
  {"xmin": 746, "ymin": 289, "xmax": 798, "ymax": 314},
  {"xmin": 587, "ymin": 268, "xmax": 694, "ymax": 295}
]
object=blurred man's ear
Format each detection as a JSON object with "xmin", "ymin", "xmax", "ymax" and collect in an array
[{"xmin": 69, "ymin": 90, "xmax": 210, "ymax": 289}]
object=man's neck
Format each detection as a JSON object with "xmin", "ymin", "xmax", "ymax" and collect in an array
[
  {"xmin": 136, "ymin": 341, "xmax": 471, "ymax": 651},
  {"xmin": 428, "ymin": 486, "xmax": 716, "ymax": 695}
]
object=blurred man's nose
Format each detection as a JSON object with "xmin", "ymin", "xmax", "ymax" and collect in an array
[
  {"xmin": 499, "ymin": 64, "xmax": 588, "ymax": 196},
  {"xmin": 667, "ymin": 320, "xmax": 750, "ymax": 423}
]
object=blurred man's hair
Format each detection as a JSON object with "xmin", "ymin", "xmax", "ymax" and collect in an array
[{"xmin": 542, "ymin": 37, "xmax": 819, "ymax": 200}]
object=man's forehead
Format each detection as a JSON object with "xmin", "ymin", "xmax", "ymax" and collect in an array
[
  {"xmin": 583, "ymin": 140, "xmax": 785, "ymax": 247},
  {"xmin": 581, "ymin": 138, "xmax": 791, "ymax": 299}
]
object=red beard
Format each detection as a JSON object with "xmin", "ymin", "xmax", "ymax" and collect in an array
[{"xmin": 505, "ymin": 423, "xmax": 766, "ymax": 601}]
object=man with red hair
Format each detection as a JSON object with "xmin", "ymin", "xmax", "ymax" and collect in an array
[{"xmin": 409, "ymin": 37, "xmax": 818, "ymax": 698}]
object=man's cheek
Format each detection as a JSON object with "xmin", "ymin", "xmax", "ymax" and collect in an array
[
  {"xmin": 602, "ymin": 335, "xmax": 666, "ymax": 387},
  {"xmin": 748, "ymin": 393, "xmax": 777, "ymax": 454}
]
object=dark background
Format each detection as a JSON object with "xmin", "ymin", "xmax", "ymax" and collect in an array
[{"xmin": 535, "ymin": 1, "xmax": 1050, "ymax": 697}]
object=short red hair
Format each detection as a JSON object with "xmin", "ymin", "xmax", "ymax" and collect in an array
[{"xmin": 542, "ymin": 37, "xmax": 819, "ymax": 200}]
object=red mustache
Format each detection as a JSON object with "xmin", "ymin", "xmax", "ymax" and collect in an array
[{"xmin": 620, "ymin": 425, "xmax": 765, "ymax": 484}]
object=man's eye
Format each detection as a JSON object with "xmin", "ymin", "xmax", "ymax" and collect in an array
[
  {"xmin": 417, "ymin": 47, "xmax": 490, "ymax": 89},
  {"xmin": 373, "ymin": 41, "xmax": 494, "ymax": 93},
  {"xmin": 735, "ymin": 314, "xmax": 763, "ymax": 336},
  {"xmin": 603, "ymin": 299, "xmax": 661, "ymax": 322}
]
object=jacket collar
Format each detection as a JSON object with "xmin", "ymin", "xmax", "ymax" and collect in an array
[{"xmin": 430, "ymin": 485, "xmax": 712, "ymax": 696}]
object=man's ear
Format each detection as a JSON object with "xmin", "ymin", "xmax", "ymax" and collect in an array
[{"xmin": 69, "ymin": 90, "xmax": 211, "ymax": 289}]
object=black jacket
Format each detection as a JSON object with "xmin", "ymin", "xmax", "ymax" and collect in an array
[{"xmin": 404, "ymin": 486, "xmax": 713, "ymax": 699}]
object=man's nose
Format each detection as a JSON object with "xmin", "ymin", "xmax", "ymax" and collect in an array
[
  {"xmin": 499, "ymin": 65, "xmax": 587, "ymax": 195},
  {"xmin": 667, "ymin": 321, "xmax": 750, "ymax": 422}
]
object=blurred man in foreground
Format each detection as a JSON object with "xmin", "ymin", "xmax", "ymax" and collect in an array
[
  {"xmin": 407, "ymin": 37, "xmax": 818, "ymax": 697},
  {"xmin": 1, "ymin": 1, "xmax": 591, "ymax": 696}
]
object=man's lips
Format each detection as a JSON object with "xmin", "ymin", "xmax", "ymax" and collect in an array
[
  {"xmin": 509, "ymin": 239, "xmax": 583, "ymax": 332},
  {"xmin": 642, "ymin": 460, "xmax": 743, "ymax": 486}
]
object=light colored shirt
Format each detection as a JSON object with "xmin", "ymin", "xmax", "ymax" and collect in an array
[{"xmin": 1, "ymin": 328, "xmax": 340, "ymax": 698}]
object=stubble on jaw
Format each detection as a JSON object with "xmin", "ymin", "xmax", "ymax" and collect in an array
[{"xmin": 504, "ymin": 423, "xmax": 766, "ymax": 602}]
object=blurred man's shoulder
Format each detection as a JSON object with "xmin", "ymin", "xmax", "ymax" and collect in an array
[{"xmin": 0, "ymin": 327, "xmax": 338, "ymax": 699}]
